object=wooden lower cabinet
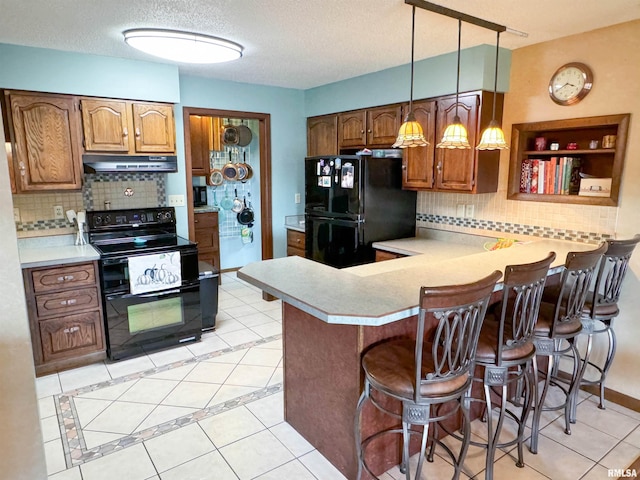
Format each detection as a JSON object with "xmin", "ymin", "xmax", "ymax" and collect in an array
[
  {"xmin": 375, "ymin": 249, "xmax": 406, "ymax": 262},
  {"xmin": 194, "ymin": 211, "xmax": 221, "ymax": 280},
  {"xmin": 286, "ymin": 229, "xmax": 306, "ymax": 257},
  {"xmin": 23, "ymin": 261, "xmax": 106, "ymax": 376}
]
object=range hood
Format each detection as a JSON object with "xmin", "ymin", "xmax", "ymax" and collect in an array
[{"xmin": 83, "ymin": 154, "xmax": 178, "ymax": 173}]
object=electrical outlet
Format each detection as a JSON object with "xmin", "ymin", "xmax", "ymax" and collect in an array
[
  {"xmin": 53, "ymin": 205, "xmax": 64, "ymax": 219},
  {"xmin": 465, "ymin": 204, "xmax": 475, "ymax": 218},
  {"xmin": 295, "ymin": 193, "xmax": 301, "ymax": 204},
  {"xmin": 456, "ymin": 204, "xmax": 465, "ymax": 217},
  {"xmin": 168, "ymin": 195, "xmax": 185, "ymax": 206},
  {"xmin": 13, "ymin": 208, "xmax": 20, "ymax": 222}
]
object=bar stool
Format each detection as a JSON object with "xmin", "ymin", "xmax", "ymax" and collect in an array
[
  {"xmin": 470, "ymin": 252, "xmax": 556, "ymax": 480},
  {"xmin": 354, "ymin": 270, "xmax": 501, "ymax": 480},
  {"xmin": 577, "ymin": 234, "xmax": 640, "ymax": 411},
  {"xmin": 529, "ymin": 243, "xmax": 607, "ymax": 454}
]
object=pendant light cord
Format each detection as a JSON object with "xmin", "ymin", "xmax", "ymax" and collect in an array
[
  {"xmin": 491, "ymin": 31, "xmax": 500, "ymax": 121},
  {"xmin": 454, "ymin": 19, "xmax": 461, "ymax": 119},
  {"xmin": 409, "ymin": 6, "xmax": 416, "ymax": 112}
]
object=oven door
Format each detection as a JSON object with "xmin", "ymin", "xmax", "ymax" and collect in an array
[{"xmin": 103, "ymin": 282, "xmax": 201, "ymax": 360}]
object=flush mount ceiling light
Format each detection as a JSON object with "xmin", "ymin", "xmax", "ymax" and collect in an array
[
  {"xmin": 393, "ymin": 6, "xmax": 429, "ymax": 149},
  {"xmin": 123, "ymin": 29, "xmax": 243, "ymax": 64}
]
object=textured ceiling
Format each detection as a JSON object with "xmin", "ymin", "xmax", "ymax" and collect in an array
[{"xmin": 1, "ymin": 0, "xmax": 639, "ymax": 89}]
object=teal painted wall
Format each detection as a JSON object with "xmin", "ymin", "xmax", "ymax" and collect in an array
[{"xmin": 304, "ymin": 45, "xmax": 511, "ymax": 115}]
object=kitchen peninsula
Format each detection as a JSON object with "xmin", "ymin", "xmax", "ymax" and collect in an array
[{"xmin": 237, "ymin": 233, "xmax": 598, "ymax": 479}]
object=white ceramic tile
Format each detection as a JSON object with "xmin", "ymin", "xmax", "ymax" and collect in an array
[
  {"xmin": 236, "ymin": 312, "xmax": 274, "ymax": 328},
  {"xmin": 200, "ymin": 405, "xmax": 265, "ymax": 447},
  {"xmin": 253, "ymin": 300, "xmax": 282, "ymax": 313},
  {"xmin": 76, "ymin": 380, "xmax": 135, "ymax": 401},
  {"xmin": 160, "ymin": 451, "xmax": 239, "ymax": 480},
  {"xmin": 36, "ymin": 373, "xmax": 62, "ymax": 398},
  {"xmin": 144, "ymin": 423, "xmax": 215, "ymax": 473},
  {"xmin": 239, "ymin": 348, "xmax": 282, "ymax": 367},
  {"xmin": 219, "ymin": 430, "xmax": 295, "ymax": 480},
  {"xmin": 225, "ymin": 364, "xmax": 275, "ymax": 388},
  {"xmin": 73, "ymin": 397, "xmax": 113, "ymax": 429},
  {"xmin": 576, "ymin": 398, "xmax": 640, "ymax": 439},
  {"xmin": 580, "ymin": 463, "xmax": 614, "ymax": 480},
  {"xmin": 245, "ymin": 392, "xmax": 284, "ymax": 428},
  {"xmin": 147, "ymin": 363, "xmax": 197, "ymax": 381},
  {"xmin": 187, "ymin": 334, "xmax": 230, "ymax": 356},
  {"xmin": 223, "ymin": 304, "xmax": 260, "ymax": 318},
  {"xmin": 80, "ymin": 443, "xmax": 156, "ymax": 480},
  {"xmin": 218, "ymin": 297, "xmax": 246, "ymax": 309},
  {"xmin": 207, "ymin": 385, "xmax": 260, "ymax": 407},
  {"xmin": 599, "ymin": 441, "xmax": 640, "ymax": 470},
  {"xmin": 135, "ymin": 405, "xmax": 198, "ymax": 432},
  {"xmin": 105, "ymin": 355, "xmax": 156, "ymax": 379},
  {"xmin": 44, "ymin": 438, "xmax": 66, "ymax": 476},
  {"xmin": 48, "ymin": 466, "xmax": 82, "ymax": 480},
  {"xmin": 254, "ymin": 459, "xmax": 316, "ymax": 479},
  {"xmin": 147, "ymin": 345, "xmax": 195, "ymax": 367},
  {"xmin": 298, "ymin": 450, "xmax": 349, "ymax": 480},
  {"xmin": 58, "ymin": 362, "xmax": 112, "ymax": 392},
  {"xmin": 84, "ymin": 401, "xmax": 156, "ymax": 434},
  {"xmin": 520, "ymin": 434, "xmax": 595, "ymax": 480},
  {"xmin": 160, "ymin": 381, "xmax": 220, "ymax": 409},
  {"xmin": 623, "ymin": 425, "xmax": 640, "ymax": 449},
  {"xmin": 214, "ymin": 318, "xmax": 247, "ymax": 335},
  {"xmin": 268, "ymin": 367, "xmax": 283, "ymax": 386},
  {"xmin": 217, "ymin": 328, "xmax": 262, "ymax": 347},
  {"xmin": 41, "ymin": 415, "xmax": 61, "ymax": 442},
  {"xmin": 541, "ymin": 414, "xmax": 619, "ymax": 461},
  {"xmin": 270, "ymin": 421, "xmax": 314, "ymax": 457},
  {"xmin": 264, "ymin": 309, "xmax": 283, "ymax": 321},
  {"xmin": 39, "ymin": 396, "xmax": 56, "ymax": 419},
  {"xmin": 594, "ymin": 398, "xmax": 640, "ymax": 422},
  {"xmin": 250, "ymin": 321, "xmax": 282, "ymax": 338},
  {"xmin": 490, "ymin": 451, "xmax": 551, "ymax": 480},
  {"xmin": 183, "ymin": 361, "xmax": 235, "ymax": 384},
  {"xmin": 117, "ymin": 378, "xmax": 179, "ymax": 404},
  {"xmin": 82, "ymin": 430, "xmax": 125, "ymax": 449},
  {"xmin": 204, "ymin": 348, "xmax": 248, "ymax": 365},
  {"xmin": 254, "ymin": 339, "xmax": 282, "ymax": 351}
]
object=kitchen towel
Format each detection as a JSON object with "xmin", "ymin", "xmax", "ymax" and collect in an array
[{"xmin": 128, "ymin": 251, "xmax": 182, "ymax": 295}]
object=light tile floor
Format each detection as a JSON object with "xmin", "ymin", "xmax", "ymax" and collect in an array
[{"xmin": 37, "ymin": 272, "xmax": 640, "ymax": 480}]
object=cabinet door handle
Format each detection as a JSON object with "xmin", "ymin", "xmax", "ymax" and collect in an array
[
  {"xmin": 64, "ymin": 275, "xmax": 74, "ymax": 281},
  {"xmin": 123, "ymin": 127, "xmax": 128, "ymax": 137},
  {"xmin": 402, "ymin": 164, "xmax": 407, "ymax": 170},
  {"xmin": 367, "ymin": 129, "xmax": 372, "ymax": 133},
  {"xmin": 135, "ymin": 127, "xmax": 141, "ymax": 138},
  {"xmin": 19, "ymin": 161, "xmax": 26, "ymax": 175},
  {"xmin": 60, "ymin": 298, "xmax": 77, "ymax": 306},
  {"xmin": 63, "ymin": 326, "xmax": 80, "ymax": 334},
  {"xmin": 436, "ymin": 162, "xmax": 442, "ymax": 172}
]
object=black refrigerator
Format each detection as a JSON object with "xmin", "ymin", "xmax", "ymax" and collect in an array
[{"xmin": 305, "ymin": 153, "xmax": 417, "ymax": 268}]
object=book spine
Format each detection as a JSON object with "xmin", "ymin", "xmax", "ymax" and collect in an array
[
  {"xmin": 531, "ymin": 159, "xmax": 539, "ymax": 194},
  {"xmin": 538, "ymin": 160, "xmax": 546, "ymax": 194},
  {"xmin": 520, "ymin": 159, "xmax": 532, "ymax": 193}
]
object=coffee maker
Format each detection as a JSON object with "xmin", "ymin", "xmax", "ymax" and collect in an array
[{"xmin": 193, "ymin": 186, "xmax": 208, "ymax": 207}]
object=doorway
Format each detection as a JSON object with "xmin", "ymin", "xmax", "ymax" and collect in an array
[{"xmin": 183, "ymin": 107, "xmax": 273, "ymax": 269}]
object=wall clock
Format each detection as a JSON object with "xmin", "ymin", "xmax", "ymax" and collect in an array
[{"xmin": 548, "ymin": 62, "xmax": 593, "ymax": 106}]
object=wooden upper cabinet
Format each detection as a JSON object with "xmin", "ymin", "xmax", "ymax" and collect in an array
[
  {"xmin": 80, "ymin": 99, "xmax": 129, "ymax": 152},
  {"xmin": 402, "ymin": 100, "xmax": 436, "ymax": 190},
  {"xmin": 337, "ymin": 105, "xmax": 402, "ymax": 150},
  {"xmin": 81, "ymin": 99, "xmax": 175, "ymax": 154},
  {"xmin": 307, "ymin": 114, "xmax": 338, "ymax": 156},
  {"xmin": 7, "ymin": 91, "xmax": 83, "ymax": 192},
  {"xmin": 190, "ymin": 115, "xmax": 211, "ymax": 176},
  {"xmin": 435, "ymin": 93, "xmax": 479, "ymax": 191},
  {"xmin": 366, "ymin": 105, "xmax": 402, "ymax": 147},
  {"xmin": 131, "ymin": 102, "xmax": 175, "ymax": 153}
]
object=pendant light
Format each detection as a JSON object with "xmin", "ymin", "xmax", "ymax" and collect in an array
[
  {"xmin": 393, "ymin": 6, "xmax": 429, "ymax": 148},
  {"xmin": 436, "ymin": 19, "xmax": 471, "ymax": 149},
  {"xmin": 476, "ymin": 31, "xmax": 509, "ymax": 150}
]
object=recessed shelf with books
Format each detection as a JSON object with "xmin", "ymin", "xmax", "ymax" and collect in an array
[{"xmin": 508, "ymin": 114, "xmax": 630, "ymax": 206}]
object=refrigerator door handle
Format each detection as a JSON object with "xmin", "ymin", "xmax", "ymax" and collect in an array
[{"xmin": 309, "ymin": 215, "xmax": 363, "ymax": 225}]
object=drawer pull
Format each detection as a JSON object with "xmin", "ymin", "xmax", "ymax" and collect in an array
[
  {"xmin": 296, "ymin": 238, "xmax": 301, "ymax": 244},
  {"xmin": 57, "ymin": 275, "xmax": 75, "ymax": 282},
  {"xmin": 60, "ymin": 299, "xmax": 77, "ymax": 306},
  {"xmin": 63, "ymin": 326, "xmax": 80, "ymax": 334}
]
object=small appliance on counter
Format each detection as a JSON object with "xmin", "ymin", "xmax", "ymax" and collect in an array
[{"xmin": 193, "ymin": 186, "xmax": 208, "ymax": 207}]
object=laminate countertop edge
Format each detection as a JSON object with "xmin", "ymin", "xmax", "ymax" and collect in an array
[
  {"xmin": 238, "ymin": 238, "xmax": 597, "ymax": 327},
  {"xmin": 19, "ymin": 244, "xmax": 101, "ymax": 269}
]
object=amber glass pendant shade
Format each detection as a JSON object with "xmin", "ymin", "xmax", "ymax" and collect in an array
[
  {"xmin": 477, "ymin": 120, "xmax": 509, "ymax": 150},
  {"xmin": 393, "ymin": 112, "xmax": 428, "ymax": 148},
  {"xmin": 436, "ymin": 115, "xmax": 471, "ymax": 149}
]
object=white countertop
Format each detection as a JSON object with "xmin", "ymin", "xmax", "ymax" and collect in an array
[
  {"xmin": 18, "ymin": 235, "xmax": 100, "ymax": 268},
  {"xmin": 238, "ymin": 236, "xmax": 597, "ymax": 327}
]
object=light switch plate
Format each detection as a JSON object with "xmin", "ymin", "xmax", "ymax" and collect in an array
[
  {"xmin": 295, "ymin": 193, "xmax": 301, "ymax": 204},
  {"xmin": 168, "ymin": 195, "xmax": 185, "ymax": 206},
  {"xmin": 465, "ymin": 204, "xmax": 475, "ymax": 218}
]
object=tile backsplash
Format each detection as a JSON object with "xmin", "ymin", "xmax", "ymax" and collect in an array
[{"xmin": 14, "ymin": 173, "xmax": 166, "ymax": 237}]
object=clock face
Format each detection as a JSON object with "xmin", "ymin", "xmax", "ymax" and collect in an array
[{"xmin": 549, "ymin": 63, "xmax": 593, "ymax": 105}]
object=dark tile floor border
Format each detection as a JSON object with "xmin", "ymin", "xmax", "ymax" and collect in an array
[{"xmin": 54, "ymin": 334, "xmax": 283, "ymax": 468}]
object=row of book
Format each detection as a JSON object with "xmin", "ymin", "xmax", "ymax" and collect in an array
[{"xmin": 519, "ymin": 157, "xmax": 582, "ymax": 195}]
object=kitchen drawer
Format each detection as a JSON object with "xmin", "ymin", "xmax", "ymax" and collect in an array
[
  {"xmin": 32, "ymin": 262, "xmax": 96, "ymax": 293},
  {"xmin": 39, "ymin": 311, "xmax": 104, "ymax": 363},
  {"xmin": 194, "ymin": 211, "xmax": 219, "ymax": 229},
  {"xmin": 35, "ymin": 287, "xmax": 100, "ymax": 318},
  {"xmin": 287, "ymin": 245, "xmax": 306, "ymax": 257},
  {"xmin": 194, "ymin": 228, "xmax": 220, "ymax": 251},
  {"xmin": 287, "ymin": 230, "xmax": 305, "ymax": 249}
]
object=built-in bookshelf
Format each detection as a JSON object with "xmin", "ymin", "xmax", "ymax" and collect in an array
[{"xmin": 508, "ymin": 114, "xmax": 630, "ymax": 206}]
